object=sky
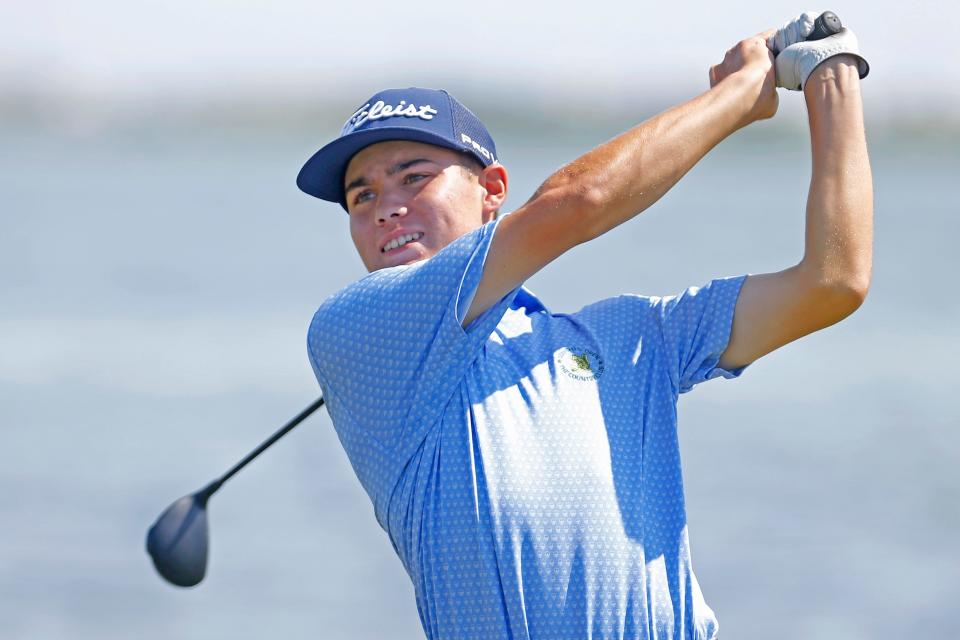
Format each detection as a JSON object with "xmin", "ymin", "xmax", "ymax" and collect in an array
[{"xmin": 2, "ymin": 0, "xmax": 958, "ymax": 121}]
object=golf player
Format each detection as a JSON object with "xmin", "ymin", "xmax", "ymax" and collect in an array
[{"xmin": 299, "ymin": 13, "xmax": 872, "ymax": 639}]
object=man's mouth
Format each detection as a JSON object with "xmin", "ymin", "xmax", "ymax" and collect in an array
[{"xmin": 382, "ymin": 232, "xmax": 424, "ymax": 253}]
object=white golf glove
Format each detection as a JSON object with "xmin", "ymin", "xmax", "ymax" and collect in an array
[{"xmin": 768, "ymin": 11, "xmax": 870, "ymax": 90}]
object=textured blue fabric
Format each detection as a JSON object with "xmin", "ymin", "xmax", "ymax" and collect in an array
[{"xmin": 307, "ymin": 217, "xmax": 750, "ymax": 639}]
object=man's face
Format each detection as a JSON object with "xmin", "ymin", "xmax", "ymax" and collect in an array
[{"xmin": 343, "ymin": 140, "xmax": 497, "ymax": 272}]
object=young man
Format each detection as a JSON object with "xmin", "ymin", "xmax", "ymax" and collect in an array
[{"xmin": 298, "ymin": 13, "xmax": 871, "ymax": 640}]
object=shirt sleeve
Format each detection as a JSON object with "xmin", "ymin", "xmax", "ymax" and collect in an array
[
  {"xmin": 306, "ymin": 217, "xmax": 519, "ymax": 498},
  {"xmin": 652, "ymin": 274, "xmax": 751, "ymax": 394}
]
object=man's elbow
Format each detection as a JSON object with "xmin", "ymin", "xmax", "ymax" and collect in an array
[
  {"xmin": 816, "ymin": 274, "xmax": 870, "ymax": 323},
  {"xmin": 838, "ymin": 266, "xmax": 871, "ymax": 307}
]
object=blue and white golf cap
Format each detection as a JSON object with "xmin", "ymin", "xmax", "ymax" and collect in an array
[{"xmin": 297, "ymin": 87, "xmax": 498, "ymax": 208}]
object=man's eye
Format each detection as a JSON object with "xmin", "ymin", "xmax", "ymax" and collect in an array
[
  {"xmin": 403, "ymin": 173, "xmax": 428, "ymax": 185},
  {"xmin": 353, "ymin": 190, "xmax": 375, "ymax": 205}
]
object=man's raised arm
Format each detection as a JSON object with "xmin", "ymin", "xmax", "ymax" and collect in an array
[
  {"xmin": 717, "ymin": 55, "xmax": 872, "ymax": 370},
  {"xmin": 463, "ymin": 34, "xmax": 778, "ymax": 326}
]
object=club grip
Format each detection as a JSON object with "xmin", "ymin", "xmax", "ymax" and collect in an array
[{"xmin": 807, "ymin": 11, "xmax": 842, "ymax": 41}]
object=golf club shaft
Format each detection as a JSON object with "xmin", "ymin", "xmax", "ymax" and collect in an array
[{"xmin": 199, "ymin": 396, "xmax": 326, "ymax": 499}]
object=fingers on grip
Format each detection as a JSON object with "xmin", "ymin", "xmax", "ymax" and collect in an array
[{"xmin": 770, "ymin": 10, "xmax": 819, "ymax": 54}]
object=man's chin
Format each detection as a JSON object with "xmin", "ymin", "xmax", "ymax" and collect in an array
[
  {"xmin": 386, "ymin": 256, "xmax": 427, "ymax": 269},
  {"xmin": 373, "ymin": 247, "xmax": 430, "ymax": 270}
]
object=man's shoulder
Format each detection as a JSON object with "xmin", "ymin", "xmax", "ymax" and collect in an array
[
  {"xmin": 310, "ymin": 223, "xmax": 501, "ymax": 335},
  {"xmin": 310, "ymin": 264, "xmax": 412, "ymax": 324}
]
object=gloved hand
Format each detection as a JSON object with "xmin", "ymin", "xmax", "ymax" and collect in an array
[{"xmin": 768, "ymin": 11, "xmax": 870, "ymax": 90}]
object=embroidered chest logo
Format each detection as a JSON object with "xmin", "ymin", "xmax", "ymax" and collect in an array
[{"xmin": 556, "ymin": 346, "xmax": 605, "ymax": 382}]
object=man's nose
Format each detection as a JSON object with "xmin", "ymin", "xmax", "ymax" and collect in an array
[{"xmin": 376, "ymin": 205, "xmax": 409, "ymax": 225}]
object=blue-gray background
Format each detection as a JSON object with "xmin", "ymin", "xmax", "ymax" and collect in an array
[{"xmin": 2, "ymin": 1, "xmax": 958, "ymax": 638}]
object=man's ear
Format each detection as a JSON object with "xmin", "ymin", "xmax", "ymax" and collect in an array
[{"xmin": 479, "ymin": 163, "xmax": 508, "ymax": 221}]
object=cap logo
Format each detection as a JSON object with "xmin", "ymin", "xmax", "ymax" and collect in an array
[
  {"xmin": 344, "ymin": 100, "xmax": 439, "ymax": 133},
  {"xmin": 460, "ymin": 133, "xmax": 496, "ymax": 163}
]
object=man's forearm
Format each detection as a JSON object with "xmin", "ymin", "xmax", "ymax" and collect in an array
[
  {"xmin": 529, "ymin": 69, "xmax": 762, "ymax": 244},
  {"xmin": 464, "ymin": 37, "xmax": 776, "ymax": 326},
  {"xmin": 800, "ymin": 56, "xmax": 873, "ymax": 295}
]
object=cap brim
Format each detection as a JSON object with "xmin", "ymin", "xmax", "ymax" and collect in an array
[{"xmin": 296, "ymin": 126, "xmax": 467, "ymax": 205}]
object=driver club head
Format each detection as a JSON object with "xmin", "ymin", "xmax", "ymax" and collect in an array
[{"xmin": 146, "ymin": 491, "xmax": 211, "ymax": 587}]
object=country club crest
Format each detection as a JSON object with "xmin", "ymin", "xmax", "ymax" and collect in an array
[{"xmin": 556, "ymin": 346, "xmax": 605, "ymax": 382}]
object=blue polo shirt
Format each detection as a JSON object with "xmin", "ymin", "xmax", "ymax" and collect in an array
[{"xmin": 307, "ymin": 217, "xmax": 749, "ymax": 640}]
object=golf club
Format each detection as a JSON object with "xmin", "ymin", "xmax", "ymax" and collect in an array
[
  {"xmin": 146, "ymin": 395, "xmax": 325, "ymax": 587},
  {"xmin": 808, "ymin": 11, "xmax": 842, "ymax": 41}
]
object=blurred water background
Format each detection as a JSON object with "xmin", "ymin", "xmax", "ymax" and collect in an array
[{"xmin": 2, "ymin": 1, "xmax": 959, "ymax": 638}]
